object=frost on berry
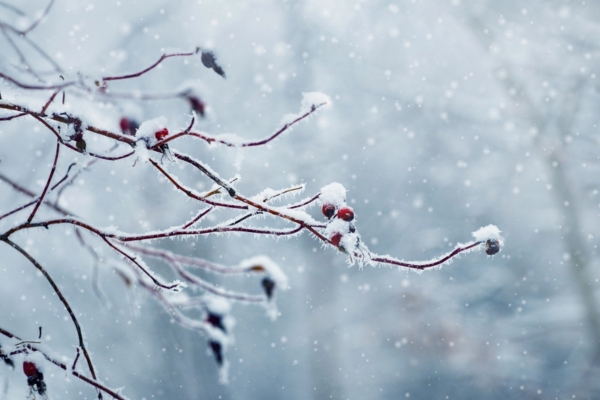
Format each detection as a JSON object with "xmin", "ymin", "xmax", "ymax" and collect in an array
[
  {"xmin": 472, "ymin": 225, "xmax": 504, "ymax": 255},
  {"xmin": 330, "ymin": 232, "xmax": 343, "ymax": 247},
  {"xmin": 337, "ymin": 207, "xmax": 354, "ymax": 222},
  {"xmin": 155, "ymin": 128, "xmax": 169, "ymax": 141},
  {"xmin": 137, "ymin": 116, "xmax": 168, "ymax": 146},
  {"xmin": 23, "ymin": 360, "xmax": 46, "ymax": 396},
  {"xmin": 240, "ymin": 256, "xmax": 289, "ymax": 292},
  {"xmin": 22, "ymin": 361, "xmax": 37, "ymax": 377},
  {"xmin": 322, "ymin": 204, "xmax": 336, "ymax": 219}
]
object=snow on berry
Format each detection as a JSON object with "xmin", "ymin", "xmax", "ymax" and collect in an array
[
  {"xmin": 202, "ymin": 295, "xmax": 235, "ymax": 344},
  {"xmin": 239, "ymin": 256, "xmax": 289, "ymax": 291},
  {"xmin": 330, "ymin": 232, "xmax": 343, "ymax": 247},
  {"xmin": 472, "ymin": 225, "xmax": 504, "ymax": 246},
  {"xmin": 137, "ymin": 116, "xmax": 168, "ymax": 144},
  {"xmin": 203, "ymin": 294, "xmax": 232, "ymax": 316},
  {"xmin": 155, "ymin": 127, "xmax": 169, "ymax": 141},
  {"xmin": 319, "ymin": 183, "xmax": 347, "ymax": 208},
  {"xmin": 134, "ymin": 116, "xmax": 169, "ymax": 163}
]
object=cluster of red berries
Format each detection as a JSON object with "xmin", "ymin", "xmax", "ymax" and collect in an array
[
  {"xmin": 322, "ymin": 204, "xmax": 355, "ymax": 248},
  {"xmin": 23, "ymin": 361, "xmax": 46, "ymax": 396}
]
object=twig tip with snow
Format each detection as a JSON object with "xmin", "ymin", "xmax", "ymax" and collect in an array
[
  {"xmin": 472, "ymin": 224, "xmax": 503, "ymax": 255},
  {"xmin": 302, "ymin": 92, "xmax": 331, "ymax": 109}
]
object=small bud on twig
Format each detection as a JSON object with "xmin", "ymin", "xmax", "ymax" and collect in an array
[{"xmin": 485, "ymin": 239, "xmax": 500, "ymax": 255}]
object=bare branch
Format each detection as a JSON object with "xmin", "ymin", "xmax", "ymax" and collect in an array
[
  {"xmin": 102, "ymin": 51, "xmax": 198, "ymax": 83},
  {"xmin": 19, "ymin": 0, "xmax": 55, "ymax": 35},
  {"xmin": 27, "ymin": 140, "xmax": 60, "ymax": 223}
]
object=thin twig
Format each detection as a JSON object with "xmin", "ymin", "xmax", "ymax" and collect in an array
[
  {"xmin": 0, "ymin": 1, "xmax": 25, "ymax": 15},
  {"xmin": 27, "ymin": 140, "xmax": 60, "ymax": 223},
  {"xmin": 41, "ymin": 90, "xmax": 61, "ymax": 114},
  {"xmin": 0, "ymin": 326, "xmax": 125, "ymax": 400},
  {"xmin": 101, "ymin": 237, "xmax": 179, "ymax": 290},
  {"xmin": 102, "ymin": 51, "xmax": 197, "ymax": 82},
  {"xmin": 0, "ymin": 239, "xmax": 100, "ymax": 384},
  {"xmin": 181, "ymin": 207, "xmax": 214, "ymax": 229},
  {"xmin": 19, "ymin": 0, "xmax": 55, "ymax": 35},
  {"xmin": 371, "ymin": 241, "xmax": 483, "ymax": 270}
]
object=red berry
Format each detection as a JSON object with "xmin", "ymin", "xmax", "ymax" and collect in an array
[
  {"xmin": 188, "ymin": 96, "xmax": 205, "ymax": 117},
  {"xmin": 330, "ymin": 232, "xmax": 343, "ymax": 247},
  {"xmin": 337, "ymin": 207, "xmax": 354, "ymax": 222},
  {"xmin": 322, "ymin": 204, "xmax": 335, "ymax": 219},
  {"xmin": 155, "ymin": 128, "xmax": 169, "ymax": 141},
  {"xmin": 23, "ymin": 361, "xmax": 37, "ymax": 377},
  {"xmin": 119, "ymin": 117, "xmax": 129, "ymax": 133}
]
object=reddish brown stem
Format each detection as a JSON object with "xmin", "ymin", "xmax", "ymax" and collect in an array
[
  {"xmin": 1, "ymin": 239, "xmax": 100, "ymax": 384},
  {"xmin": 181, "ymin": 207, "xmax": 214, "ymax": 229},
  {"xmin": 0, "ymin": 71, "xmax": 74, "ymax": 90},
  {"xmin": 72, "ymin": 347, "xmax": 81, "ymax": 370},
  {"xmin": 124, "ymin": 244, "xmax": 248, "ymax": 274},
  {"xmin": 102, "ymin": 51, "xmax": 197, "ymax": 82},
  {"xmin": 119, "ymin": 224, "xmax": 304, "ymax": 242},
  {"xmin": 149, "ymin": 159, "xmax": 246, "ymax": 209},
  {"xmin": 181, "ymin": 102, "xmax": 327, "ymax": 148},
  {"xmin": 128, "ymin": 245, "xmax": 265, "ymax": 302},
  {"xmin": 18, "ymin": 0, "xmax": 55, "ymax": 35},
  {"xmin": 0, "ymin": 172, "xmax": 71, "ymax": 218},
  {"xmin": 41, "ymin": 90, "xmax": 60, "ymax": 114},
  {"xmin": 101, "ymin": 237, "xmax": 179, "ymax": 290},
  {"xmin": 289, "ymin": 193, "xmax": 320, "ymax": 209},
  {"xmin": 0, "ymin": 112, "xmax": 26, "ymax": 121},
  {"xmin": 371, "ymin": 241, "xmax": 483, "ymax": 270},
  {"xmin": 168, "ymin": 151, "xmax": 329, "ymax": 242}
]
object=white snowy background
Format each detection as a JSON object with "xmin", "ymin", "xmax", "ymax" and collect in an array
[{"xmin": 1, "ymin": 0, "xmax": 600, "ymax": 399}]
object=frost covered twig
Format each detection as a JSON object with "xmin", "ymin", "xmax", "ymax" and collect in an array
[
  {"xmin": 0, "ymin": 239, "xmax": 101, "ymax": 393},
  {"xmin": 0, "ymin": 326, "xmax": 126, "ymax": 400},
  {"xmin": 102, "ymin": 50, "xmax": 199, "ymax": 83},
  {"xmin": 26, "ymin": 141, "xmax": 60, "ymax": 223}
]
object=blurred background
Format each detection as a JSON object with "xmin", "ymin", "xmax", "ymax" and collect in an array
[{"xmin": 1, "ymin": 0, "xmax": 600, "ymax": 398}]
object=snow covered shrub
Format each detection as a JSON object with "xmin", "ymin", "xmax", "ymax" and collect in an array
[{"xmin": 0, "ymin": 3, "xmax": 502, "ymax": 398}]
